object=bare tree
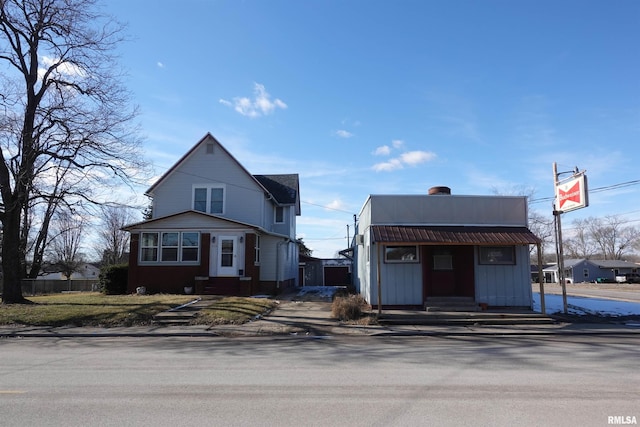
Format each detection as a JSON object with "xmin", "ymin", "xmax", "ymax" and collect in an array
[
  {"xmin": 586, "ymin": 215, "xmax": 640, "ymax": 260},
  {"xmin": 0, "ymin": 0, "xmax": 146, "ymax": 303},
  {"xmin": 46, "ymin": 211, "xmax": 85, "ymax": 284},
  {"xmin": 563, "ymin": 218, "xmax": 598, "ymax": 259},
  {"xmin": 528, "ymin": 210, "xmax": 554, "ymax": 261},
  {"xmin": 491, "ymin": 185, "xmax": 554, "ymax": 259},
  {"xmin": 96, "ymin": 205, "xmax": 133, "ymax": 266}
]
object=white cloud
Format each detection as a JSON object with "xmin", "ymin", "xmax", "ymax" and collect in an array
[
  {"xmin": 392, "ymin": 139, "xmax": 405, "ymax": 149},
  {"xmin": 335, "ymin": 130, "xmax": 354, "ymax": 138},
  {"xmin": 219, "ymin": 83, "xmax": 287, "ymax": 118},
  {"xmin": 40, "ymin": 56, "xmax": 87, "ymax": 78},
  {"xmin": 372, "ymin": 150, "xmax": 436, "ymax": 172},
  {"xmin": 157, "ymin": 62, "xmax": 165, "ymax": 68},
  {"xmin": 325, "ymin": 199, "xmax": 345, "ymax": 211},
  {"xmin": 372, "ymin": 158, "xmax": 404, "ymax": 172},
  {"xmin": 373, "ymin": 145, "xmax": 391, "ymax": 156},
  {"xmin": 400, "ymin": 150, "xmax": 437, "ymax": 165}
]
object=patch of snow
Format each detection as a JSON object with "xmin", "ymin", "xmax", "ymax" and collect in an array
[
  {"xmin": 296, "ymin": 286, "xmax": 343, "ymax": 298},
  {"xmin": 533, "ymin": 292, "xmax": 640, "ymax": 316}
]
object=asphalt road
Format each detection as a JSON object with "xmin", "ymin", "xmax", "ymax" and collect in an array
[{"xmin": 1, "ymin": 335, "xmax": 638, "ymax": 426}]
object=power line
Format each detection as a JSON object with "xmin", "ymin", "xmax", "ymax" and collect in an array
[{"xmin": 530, "ymin": 178, "xmax": 640, "ymax": 205}]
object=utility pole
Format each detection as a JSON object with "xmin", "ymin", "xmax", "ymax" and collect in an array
[{"xmin": 553, "ymin": 162, "xmax": 569, "ymax": 314}]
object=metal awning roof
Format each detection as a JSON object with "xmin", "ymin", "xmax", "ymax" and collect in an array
[{"xmin": 371, "ymin": 225, "xmax": 541, "ymax": 245}]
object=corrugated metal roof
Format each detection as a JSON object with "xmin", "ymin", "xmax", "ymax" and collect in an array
[{"xmin": 371, "ymin": 225, "xmax": 541, "ymax": 245}]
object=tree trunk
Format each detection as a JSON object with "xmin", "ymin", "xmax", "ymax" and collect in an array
[{"xmin": 1, "ymin": 208, "xmax": 27, "ymax": 304}]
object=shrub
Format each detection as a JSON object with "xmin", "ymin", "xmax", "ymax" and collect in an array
[
  {"xmin": 99, "ymin": 264, "xmax": 128, "ymax": 295},
  {"xmin": 331, "ymin": 294, "xmax": 367, "ymax": 321}
]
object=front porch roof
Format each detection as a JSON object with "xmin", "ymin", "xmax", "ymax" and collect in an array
[{"xmin": 371, "ymin": 225, "xmax": 541, "ymax": 245}]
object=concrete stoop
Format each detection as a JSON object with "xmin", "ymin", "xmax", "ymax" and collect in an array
[
  {"xmin": 425, "ymin": 296, "xmax": 480, "ymax": 312},
  {"xmin": 378, "ymin": 312, "xmax": 558, "ymax": 326}
]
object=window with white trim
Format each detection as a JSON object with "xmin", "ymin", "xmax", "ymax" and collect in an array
[
  {"xmin": 193, "ymin": 184, "xmax": 225, "ymax": 214},
  {"xmin": 140, "ymin": 232, "xmax": 200, "ymax": 263},
  {"xmin": 141, "ymin": 232, "xmax": 158, "ymax": 262}
]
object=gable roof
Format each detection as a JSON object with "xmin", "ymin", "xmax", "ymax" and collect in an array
[
  {"xmin": 589, "ymin": 259, "xmax": 639, "ymax": 269},
  {"xmin": 144, "ymin": 133, "xmax": 267, "ymax": 198},
  {"xmin": 254, "ymin": 174, "xmax": 301, "ymax": 215}
]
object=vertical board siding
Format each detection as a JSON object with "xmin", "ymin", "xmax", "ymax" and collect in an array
[
  {"xmin": 475, "ymin": 246, "xmax": 532, "ymax": 307},
  {"xmin": 376, "ymin": 260, "xmax": 422, "ymax": 306}
]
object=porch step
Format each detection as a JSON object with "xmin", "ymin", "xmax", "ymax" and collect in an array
[
  {"xmin": 379, "ymin": 312, "xmax": 557, "ymax": 326},
  {"xmin": 425, "ymin": 297, "xmax": 480, "ymax": 312},
  {"xmin": 152, "ymin": 298, "xmax": 211, "ymax": 326}
]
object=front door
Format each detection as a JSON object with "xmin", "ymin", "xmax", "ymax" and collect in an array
[
  {"xmin": 217, "ymin": 236, "xmax": 237, "ymax": 276},
  {"xmin": 423, "ymin": 246, "xmax": 475, "ymax": 298}
]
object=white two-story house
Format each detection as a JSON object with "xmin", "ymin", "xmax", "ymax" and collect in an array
[{"xmin": 124, "ymin": 133, "xmax": 300, "ymax": 295}]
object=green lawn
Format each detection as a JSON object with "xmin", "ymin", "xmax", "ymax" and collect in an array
[{"xmin": 0, "ymin": 293, "xmax": 277, "ymax": 327}]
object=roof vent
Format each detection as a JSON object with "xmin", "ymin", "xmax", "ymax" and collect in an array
[{"xmin": 428, "ymin": 186, "xmax": 451, "ymax": 195}]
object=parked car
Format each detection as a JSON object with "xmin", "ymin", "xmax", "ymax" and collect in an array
[
  {"xmin": 594, "ymin": 277, "xmax": 615, "ymax": 284},
  {"xmin": 618, "ymin": 273, "xmax": 640, "ymax": 284}
]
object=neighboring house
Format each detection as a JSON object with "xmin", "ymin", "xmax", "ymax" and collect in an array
[
  {"xmin": 353, "ymin": 187, "xmax": 541, "ymax": 309},
  {"xmin": 124, "ymin": 133, "xmax": 300, "ymax": 296},
  {"xmin": 37, "ymin": 263, "xmax": 101, "ymax": 281},
  {"xmin": 543, "ymin": 259, "xmax": 639, "ymax": 283},
  {"xmin": 299, "ymin": 255, "xmax": 352, "ymax": 287}
]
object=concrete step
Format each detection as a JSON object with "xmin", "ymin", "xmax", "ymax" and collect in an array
[
  {"xmin": 425, "ymin": 297, "xmax": 480, "ymax": 312},
  {"xmin": 379, "ymin": 313, "xmax": 557, "ymax": 326},
  {"xmin": 426, "ymin": 305, "xmax": 480, "ymax": 312}
]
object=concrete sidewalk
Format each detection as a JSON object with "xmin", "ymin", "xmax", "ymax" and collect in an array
[{"xmin": 1, "ymin": 299, "xmax": 639, "ymax": 338}]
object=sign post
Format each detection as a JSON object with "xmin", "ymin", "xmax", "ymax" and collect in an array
[{"xmin": 552, "ymin": 163, "xmax": 589, "ymax": 314}]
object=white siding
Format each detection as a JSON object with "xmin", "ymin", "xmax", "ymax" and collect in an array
[{"xmin": 152, "ymin": 136, "xmax": 266, "ymax": 227}]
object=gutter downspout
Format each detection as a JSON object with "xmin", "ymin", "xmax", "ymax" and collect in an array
[
  {"xmin": 276, "ymin": 238, "xmax": 288, "ymax": 290},
  {"xmin": 376, "ymin": 243, "xmax": 382, "ymax": 316}
]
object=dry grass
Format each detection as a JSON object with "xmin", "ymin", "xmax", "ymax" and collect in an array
[
  {"xmin": 0, "ymin": 293, "xmax": 194, "ymax": 327},
  {"xmin": 192, "ymin": 297, "xmax": 277, "ymax": 325},
  {"xmin": 331, "ymin": 294, "xmax": 370, "ymax": 321}
]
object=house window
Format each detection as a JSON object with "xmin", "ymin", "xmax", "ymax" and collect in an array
[
  {"xmin": 275, "ymin": 206, "xmax": 284, "ymax": 223},
  {"xmin": 141, "ymin": 232, "xmax": 159, "ymax": 262},
  {"xmin": 182, "ymin": 232, "xmax": 200, "ymax": 261},
  {"xmin": 433, "ymin": 249, "xmax": 453, "ymax": 270},
  {"xmin": 583, "ymin": 268, "xmax": 589, "ymax": 279},
  {"xmin": 479, "ymin": 246, "xmax": 515, "ymax": 265},
  {"xmin": 385, "ymin": 246, "xmax": 419, "ymax": 263},
  {"xmin": 210, "ymin": 188, "xmax": 224, "ymax": 214},
  {"xmin": 194, "ymin": 188, "xmax": 207, "ymax": 212},
  {"xmin": 220, "ymin": 239, "xmax": 234, "ymax": 267},
  {"xmin": 140, "ymin": 231, "xmax": 200, "ymax": 263},
  {"xmin": 193, "ymin": 184, "xmax": 225, "ymax": 214},
  {"xmin": 206, "ymin": 143, "xmax": 215, "ymax": 154},
  {"xmin": 161, "ymin": 232, "xmax": 179, "ymax": 261}
]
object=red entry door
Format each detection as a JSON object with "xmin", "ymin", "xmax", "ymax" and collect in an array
[{"xmin": 423, "ymin": 246, "xmax": 475, "ymax": 298}]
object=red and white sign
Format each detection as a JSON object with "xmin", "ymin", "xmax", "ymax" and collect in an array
[{"xmin": 555, "ymin": 173, "xmax": 589, "ymax": 213}]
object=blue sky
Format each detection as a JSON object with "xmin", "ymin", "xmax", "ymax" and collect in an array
[{"xmin": 106, "ymin": 0, "xmax": 639, "ymax": 258}]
